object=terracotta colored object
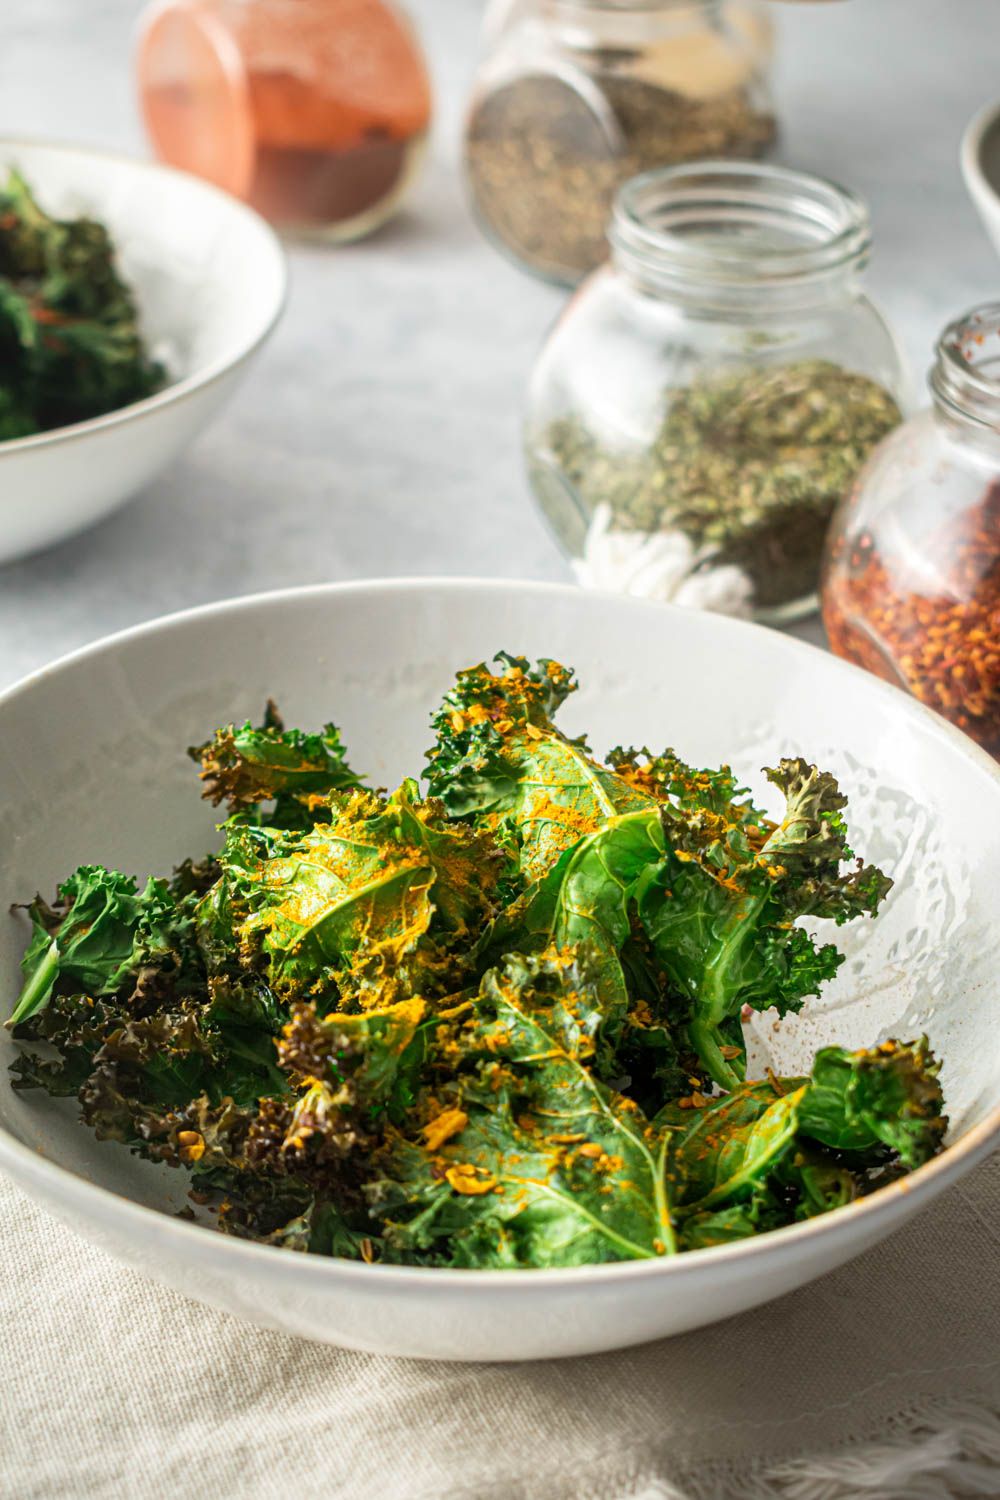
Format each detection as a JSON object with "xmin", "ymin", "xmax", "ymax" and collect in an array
[{"xmin": 137, "ymin": 0, "xmax": 432, "ymax": 239}]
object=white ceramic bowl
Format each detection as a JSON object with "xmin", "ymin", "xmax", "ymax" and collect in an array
[
  {"xmin": 961, "ymin": 100, "xmax": 1000, "ymax": 259},
  {"xmin": 1, "ymin": 579, "xmax": 998, "ymax": 1362},
  {"xmin": 0, "ymin": 140, "xmax": 286, "ymax": 563}
]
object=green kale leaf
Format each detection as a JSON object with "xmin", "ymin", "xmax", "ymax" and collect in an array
[
  {"xmin": 190, "ymin": 700, "xmax": 364, "ymax": 829},
  {"xmin": 0, "ymin": 168, "xmax": 163, "ymax": 436},
  {"xmin": 9, "ymin": 865, "xmax": 200, "ymax": 1027},
  {"xmin": 425, "ymin": 655, "xmax": 652, "ymax": 881},
  {"xmin": 666, "ymin": 1037, "xmax": 944, "ymax": 1247},
  {"xmin": 794, "ymin": 1037, "xmax": 946, "ymax": 1169},
  {"xmin": 370, "ymin": 951, "xmax": 677, "ymax": 1266},
  {"xmin": 638, "ymin": 757, "xmax": 891, "ymax": 1088},
  {"xmin": 234, "ymin": 781, "xmax": 504, "ymax": 1007},
  {"xmin": 475, "ymin": 807, "xmax": 668, "ymax": 1048}
]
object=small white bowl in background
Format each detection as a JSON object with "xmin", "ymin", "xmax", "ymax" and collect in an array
[
  {"xmin": 961, "ymin": 99, "xmax": 1000, "ymax": 259},
  {"xmin": 0, "ymin": 140, "xmax": 286, "ymax": 564}
]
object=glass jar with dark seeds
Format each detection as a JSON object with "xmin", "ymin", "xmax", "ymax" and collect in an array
[{"xmin": 463, "ymin": 0, "xmax": 777, "ymax": 286}]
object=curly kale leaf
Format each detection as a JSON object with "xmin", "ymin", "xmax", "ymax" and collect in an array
[
  {"xmin": 608, "ymin": 746, "xmax": 771, "ymax": 829},
  {"xmin": 11, "ymin": 979, "xmax": 287, "ymax": 1156},
  {"xmin": 475, "ymin": 808, "xmax": 668, "ymax": 1048},
  {"xmin": 277, "ymin": 995, "xmax": 429, "ymax": 1123},
  {"xmin": 199, "ymin": 997, "xmax": 431, "ymax": 1248},
  {"xmin": 794, "ymin": 1038, "xmax": 946, "ymax": 1169},
  {"xmin": 664, "ymin": 1081, "xmax": 805, "ymax": 1213},
  {"xmin": 638, "ymin": 757, "xmax": 892, "ymax": 1089},
  {"xmin": 369, "ymin": 951, "xmax": 677, "ymax": 1267},
  {"xmin": 0, "ymin": 167, "xmax": 163, "ymax": 434},
  {"xmin": 8, "ymin": 865, "xmax": 201, "ymax": 1027},
  {"xmin": 232, "ymin": 781, "xmax": 504, "ymax": 1008},
  {"xmin": 190, "ymin": 700, "xmax": 364, "ymax": 829},
  {"xmin": 424, "ymin": 655, "xmax": 652, "ymax": 881},
  {"xmin": 665, "ymin": 1037, "xmax": 944, "ymax": 1247}
]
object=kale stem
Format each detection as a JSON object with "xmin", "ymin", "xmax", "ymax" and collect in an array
[
  {"xmin": 689, "ymin": 1018, "xmax": 744, "ymax": 1092},
  {"xmin": 8, "ymin": 938, "xmax": 59, "ymax": 1027}
]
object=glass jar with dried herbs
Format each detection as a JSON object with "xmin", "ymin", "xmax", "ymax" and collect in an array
[
  {"xmin": 525, "ymin": 162, "xmax": 907, "ymax": 621},
  {"xmin": 823, "ymin": 304, "xmax": 1000, "ymax": 758},
  {"xmin": 463, "ymin": 0, "xmax": 777, "ymax": 285}
]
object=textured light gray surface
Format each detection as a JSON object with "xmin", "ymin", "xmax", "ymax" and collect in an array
[{"xmin": 1, "ymin": 0, "xmax": 997, "ymax": 685}]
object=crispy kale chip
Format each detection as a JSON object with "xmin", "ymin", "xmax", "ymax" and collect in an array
[
  {"xmin": 794, "ymin": 1037, "xmax": 946, "ymax": 1169},
  {"xmin": 10, "ymin": 976, "xmax": 287, "ymax": 1151},
  {"xmin": 9, "ymin": 865, "xmax": 200, "ymax": 1027},
  {"xmin": 635, "ymin": 756, "xmax": 892, "ymax": 1088},
  {"xmin": 667, "ymin": 1038, "xmax": 945, "ymax": 1249},
  {"xmin": 225, "ymin": 781, "xmax": 505, "ymax": 1009},
  {"xmin": 0, "ymin": 167, "xmax": 163, "ymax": 438},
  {"xmin": 7, "ymin": 653, "xmax": 941, "ymax": 1269},
  {"xmin": 425, "ymin": 654, "xmax": 652, "ymax": 881},
  {"xmin": 475, "ymin": 808, "xmax": 668, "ymax": 1039},
  {"xmin": 370, "ymin": 950, "xmax": 677, "ymax": 1266},
  {"xmin": 189, "ymin": 700, "xmax": 364, "ymax": 830}
]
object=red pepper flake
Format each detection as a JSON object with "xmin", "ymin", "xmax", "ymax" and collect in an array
[{"xmin": 824, "ymin": 481, "xmax": 1000, "ymax": 757}]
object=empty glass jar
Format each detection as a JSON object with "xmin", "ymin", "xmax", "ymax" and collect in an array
[
  {"xmin": 525, "ymin": 162, "xmax": 907, "ymax": 622},
  {"xmin": 823, "ymin": 304, "xmax": 1000, "ymax": 757},
  {"xmin": 463, "ymin": 0, "xmax": 777, "ymax": 285},
  {"xmin": 137, "ymin": 0, "xmax": 432, "ymax": 240}
]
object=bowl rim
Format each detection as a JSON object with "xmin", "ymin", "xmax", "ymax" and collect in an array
[
  {"xmin": 961, "ymin": 98, "xmax": 1000, "ymax": 224},
  {"xmin": 2, "ymin": 575, "xmax": 999, "ymax": 1290},
  {"xmin": 0, "ymin": 135, "xmax": 288, "ymax": 458}
]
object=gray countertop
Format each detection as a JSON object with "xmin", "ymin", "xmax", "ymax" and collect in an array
[{"xmin": 1, "ymin": 0, "xmax": 997, "ymax": 688}]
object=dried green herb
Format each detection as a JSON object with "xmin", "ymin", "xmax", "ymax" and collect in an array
[
  {"xmin": 538, "ymin": 360, "xmax": 902, "ymax": 612},
  {"xmin": 0, "ymin": 168, "xmax": 164, "ymax": 441},
  {"xmin": 465, "ymin": 72, "xmax": 776, "ymax": 283}
]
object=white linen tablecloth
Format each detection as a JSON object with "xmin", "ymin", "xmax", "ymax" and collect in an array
[{"xmin": 1, "ymin": 1153, "xmax": 996, "ymax": 1500}]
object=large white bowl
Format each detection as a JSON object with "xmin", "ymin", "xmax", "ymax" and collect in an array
[
  {"xmin": 1, "ymin": 579, "xmax": 997, "ymax": 1362},
  {"xmin": 0, "ymin": 140, "xmax": 286, "ymax": 563}
]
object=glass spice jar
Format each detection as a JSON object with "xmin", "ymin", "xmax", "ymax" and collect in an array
[
  {"xmin": 482, "ymin": 0, "xmax": 773, "ymax": 50},
  {"xmin": 136, "ymin": 0, "xmax": 432, "ymax": 241},
  {"xmin": 525, "ymin": 162, "xmax": 907, "ymax": 622},
  {"xmin": 463, "ymin": 0, "xmax": 777, "ymax": 286},
  {"xmin": 823, "ymin": 304, "xmax": 1000, "ymax": 757}
]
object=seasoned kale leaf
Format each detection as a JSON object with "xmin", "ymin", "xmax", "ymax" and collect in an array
[
  {"xmin": 794, "ymin": 1037, "xmax": 946, "ymax": 1169},
  {"xmin": 476, "ymin": 808, "xmax": 668, "ymax": 1043},
  {"xmin": 231, "ymin": 781, "xmax": 504, "ymax": 1008},
  {"xmin": 636, "ymin": 757, "xmax": 892, "ymax": 1088},
  {"xmin": 190, "ymin": 700, "xmax": 364, "ymax": 829},
  {"xmin": 425, "ymin": 654, "xmax": 652, "ymax": 881},
  {"xmin": 6, "ymin": 654, "xmax": 941, "ymax": 1270},
  {"xmin": 0, "ymin": 168, "xmax": 163, "ymax": 439},
  {"xmin": 10, "ymin": 865, "xmax": 200, "ymax": 1027},
  {"xmin": 371, "ymin": 950, "xmax": 677, "ymax": 1266},
  {"xmin": 666, "ymin": 1038, "xmax": 945, "ymax": 1249}
]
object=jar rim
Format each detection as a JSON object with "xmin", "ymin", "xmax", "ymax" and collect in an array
[
  {"xmin": 545, "ymin": 0, "xmax": 720, "ymax": 11},
  {"xmin": 931, "ymin": 304, "xmax": 1000, "ymax": 431},
  {"xmin": 608, "ymin": 162, "xmax": 871, "ymax": 304}
]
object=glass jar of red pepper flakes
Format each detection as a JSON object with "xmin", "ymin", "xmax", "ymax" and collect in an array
[{"xmin": 822, "ymin": 303, "xmax": 1000, "ymax": 757}]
